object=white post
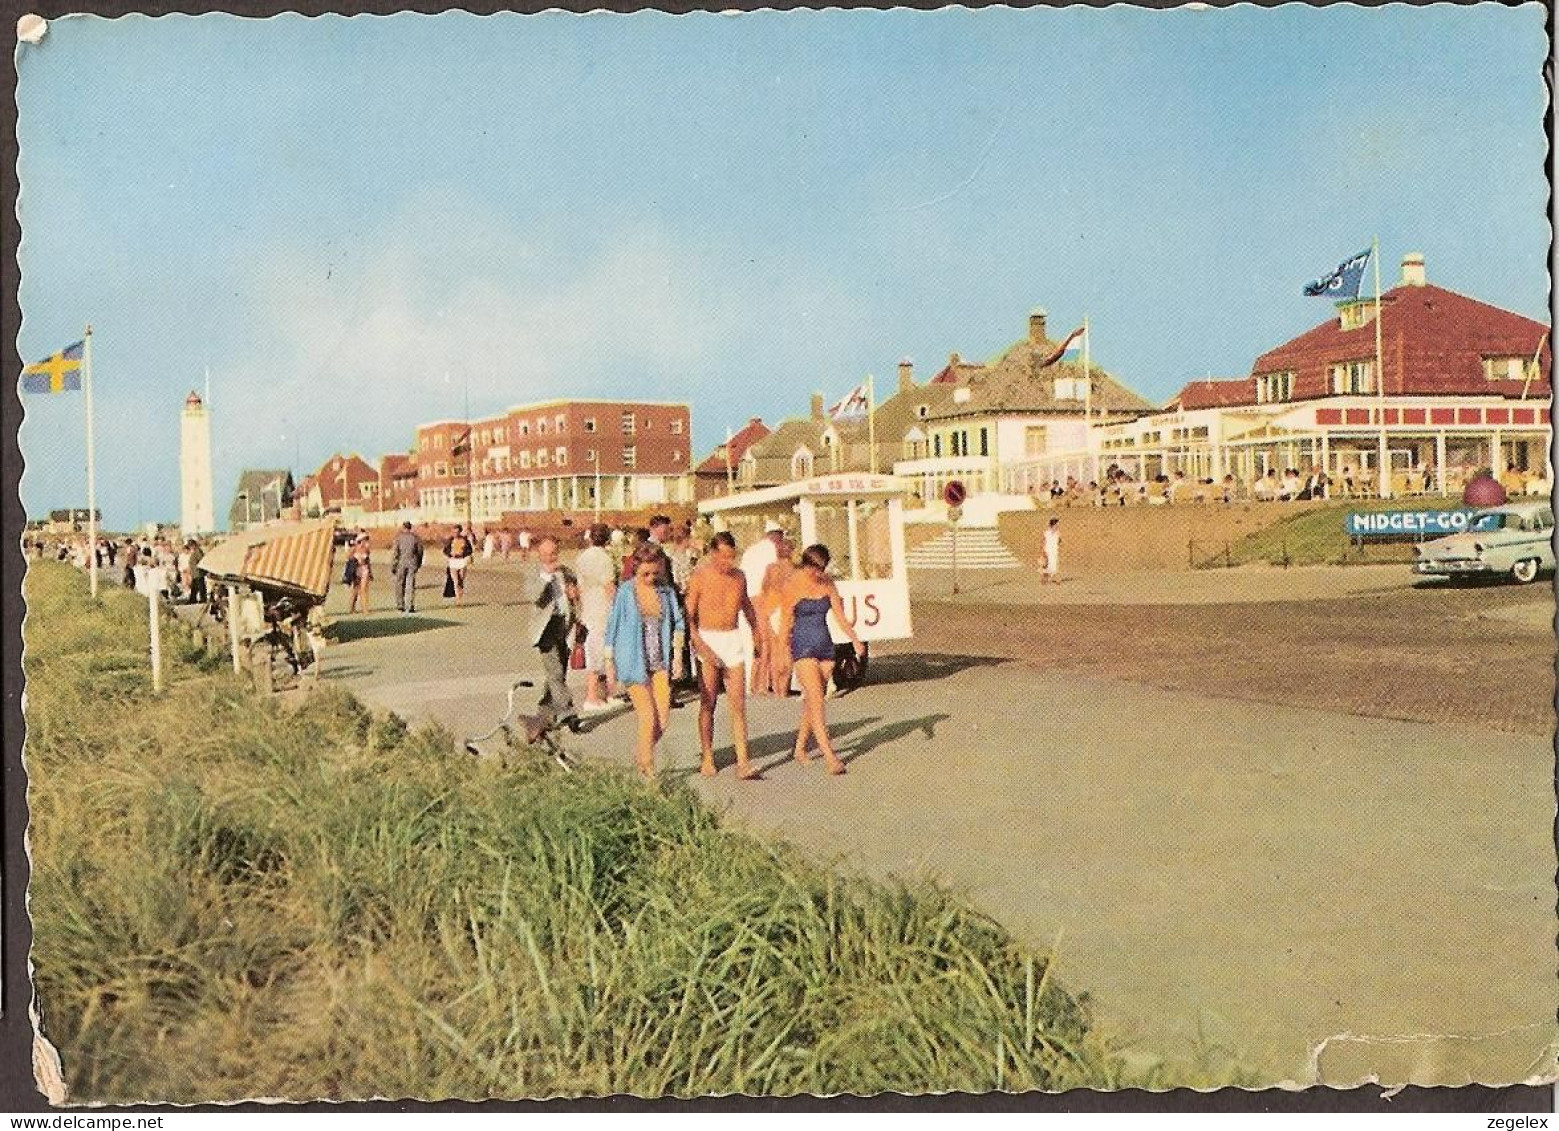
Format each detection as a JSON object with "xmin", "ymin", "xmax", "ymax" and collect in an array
[
  {"xmin": 228, "ymin": 586, "xmax": 242, "ymax": 673},
  {"xmin": 148, "ymin": 581, "xmax": 163, "ymax": 693},
  {"xmin": 1435, "ymin": 432, "xmax": 1448, "ymax": 496},
  {"xmin": 83, "ymin": 326, "xmax": 99, "ymax": 599}
]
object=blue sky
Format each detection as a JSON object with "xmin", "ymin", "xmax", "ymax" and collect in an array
[{"xmin": 16, "ymin": 5, "xmax": 1550, "ymax": 528}]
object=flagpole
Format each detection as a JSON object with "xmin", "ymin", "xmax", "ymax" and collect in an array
[
  {"xmin": 1372, "ymin": 236, "xmax": 1387, "ymax": 498},
  {"xmin": 1521, "ymin": 330, "xmax": 1548, "ymax": 401},
  {"xmin": 725, "ymin": 425, "xmax": 735, "ymax": 494},
  {"xmin": 1083, "ymin": 316, "xmax": 1098, "ymax": 486},
  {"xmin": 83, "ymin": 326, "xmax": 99, "ymax": 599},
  {"xmin": 867, "ymin": 374, "xmax": 878, "ymax": 475}
]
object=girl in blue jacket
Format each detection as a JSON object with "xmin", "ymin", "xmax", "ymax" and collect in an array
[{"xmin": 603, "ymin": 544, "xmax": 685, "ymax": 778}]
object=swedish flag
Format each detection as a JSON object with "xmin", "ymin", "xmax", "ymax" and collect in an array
[{"xmin": 21, "ymin": 341, "xmax": 84, "ymax": 394}]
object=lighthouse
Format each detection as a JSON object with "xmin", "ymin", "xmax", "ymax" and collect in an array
[{"xmin": 180, "ymin": 390, "xmax": 214, "ymax": 536}]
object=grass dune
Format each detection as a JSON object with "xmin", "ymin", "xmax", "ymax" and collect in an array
[{"xmin": 25, "ymin": 563, "xmax": 1121, "ymax": 1101}]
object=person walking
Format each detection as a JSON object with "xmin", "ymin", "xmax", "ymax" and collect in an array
[
  {"xmin": 443, "ymin": 524, "xmax": 474, "ymax": 605},
  {"xmin": 526, "ymin": 536, "xmax": 582, "ymax": 735},
  {"xmin": 757, "ymin": 537, "xmax": 796, "ymax": 696},
  {"xmin": 604, "ymin": 544, "xmax": 684, "ymax": 779},
  {"xmin": 347, "ymin": 535, "xmax": 374, "ymax": 614},
  {"xmin": 740, "ymin": 521, "xmax": 784, "ymax": 692},
  {"xmin": 389, "ymin": 522, "xmax": 423, "ymax": 613},
  {"xmin": 575, "ymin": 522, "xmax": 618, "ymax": 712},
  {"xmin": 1041, "ymin": 518, "xmax": 1061, "ymax": 585},
  {"xmin": 776, "ymin": 544, "xmax": 864, "ymax": 776},
  {"xmin": 685, "ymin": 531, "xmax": 761, "ymax": 779}
]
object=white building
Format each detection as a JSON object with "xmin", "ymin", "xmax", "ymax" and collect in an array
[{"xmin": 179, "ymin": 391, "xmax": 215, "ymax": 536}]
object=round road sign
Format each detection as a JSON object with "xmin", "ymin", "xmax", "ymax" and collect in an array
[{"xmin": 942, "ymin": 480, "xmax": 967, "ymax": 508}]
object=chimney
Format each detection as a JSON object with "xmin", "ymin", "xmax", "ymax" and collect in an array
[
  {"xmin": 897, "ymin": 357, "xmax": 915, "ymax": 393},
  {"xmin": 948, "ymin": 351, "xmax": 962, "ymax": 367},
  {"xmin": 1400, "ymin": 253, "xmax": 1426, "ymax": 287},
  {"xmin": 810, "ymin": 392, "xmax": 825, "ymax": 421},
  {"xmin": 1029, "ymin": 308, "xmax": 1048, "ymax": 344}
]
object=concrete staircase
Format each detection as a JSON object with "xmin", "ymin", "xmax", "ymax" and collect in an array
[{"xmin": 905, "ymin": 526, "xmax": 1025, "ymax": 570}]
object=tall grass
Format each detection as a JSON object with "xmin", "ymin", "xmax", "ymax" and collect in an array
[{"xmin": 25, "ymin": 563, "xmax": 1124, "ymax": 1101}]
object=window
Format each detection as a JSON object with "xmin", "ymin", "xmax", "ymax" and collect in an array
[
  {"xmin": 933, "ymin": 434, "xmax": 943, "ymax": 457},
  {"xmin": 670, "ymin": 418, "xmax": 684, "ymax": 435},
  {"xmin": 791, "ymin": 447, "xmax": 814, "ymax": 479},
  {"xmin": 1483, "ymin": 356, "xmax": 1527, "ymax": 382},
  {"xmin": 1327, "ymin": 361, "xmax": 1372, "ymax": 395},
  {"xmin": 1256, "ymin": 371, "xmax": 1296, "ymax": 403},
  {"xmin": 916, "ymin": 404, "xmax": 929, "ymax": 420},
  {"xmin": 555, "ymin": 414, "xmax": 566, "ymax": 432},
  {"xmin": 673, "ymin": 449, "xmax": 682, "ymax": 462},
  {"xmin": 520, "ymin": 422, "xmax": 530, "ymax": 436},
  {"xmin": 435, "ymin": 461, "xmax": 448, "ymax": 478},
  {"xmin": 419, "ymin": 436, "xmax": 429, "ymax": 451},
  {"xmin": 555, "ymin": 446, "xmax": 567, "ymax": 466},
  {"xmin": 623, "ymin": 445, "xmax": 637, "ymax": 469},
  {"xmin": 584, "ymin": 418, "xmax": 597, "ymax": 433},
  {"xmin": 537, "ymin": 450, "xmax": 550, "ymax": 467},
  {"xmin": 435, "ymin": 434, "xmax": 445, "ymax": 449},
  {"xmin": 538, "ymin": 418, "xmax": 548, "ymax": 435},
  {"xmin": 520, "ymin": 451, "xmax": 531, "ymax": 469},
  {"xmin": 586, "ymin": 449, "xmax": 597, "ymax": 464},
  {"xmin": 903, "ymin": 426, "xmax": 927, "ymax": 459},
  {"xmin": 979, "ymin": 428, "xmax": 989, "ymax": 457},
  {"xmin": 621, "ymin": 412, "xmax": 636, "ymax": 435},
  {"xmin": 1338, "ymin": 302, "xmax": 1376, "ymax": 331},
  {"xmin": 1024, "ymin": 426, "xmax": 1048, "ymax": 457}
]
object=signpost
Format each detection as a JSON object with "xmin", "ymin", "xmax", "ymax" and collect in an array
[{"xmin": 944, "ymin": 480, "xmax": 967, "ymax": 596}]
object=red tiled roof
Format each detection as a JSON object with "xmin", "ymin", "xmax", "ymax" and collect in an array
[
  {"xmin": 1252, "ymin": 283, "xmax": 1550, "ymax": 402},
  {"xmin": 380, "ymin": 452, "xmax": 414, "ymax": 477},
  {"xmin": 312, "ymin": 454, "xmax": 378, "ymax": 506},
  {"xmin": 929, "ymin": 359, "xmax": 988, "ymax": 385},
  {"xmin": 1173, "ymin": 378, "xmax": 1256, "ymax": 410},
  {"xmin": 695, "ymin": 418, "xmax": 771, "ymax": 475}
]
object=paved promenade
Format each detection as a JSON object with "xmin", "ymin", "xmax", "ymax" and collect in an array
[{"xmin": 297, "ymin": 555, "xmax": 1557, "ymax": 1087}]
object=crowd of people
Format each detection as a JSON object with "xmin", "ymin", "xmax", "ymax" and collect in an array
[
  {"xmin": 26, "ymin": 532, "xmax": 210, "ymax": 602},
  {"xmin": 1026, "ymin": 460, "xmax": 1550, "ymax": 509}
]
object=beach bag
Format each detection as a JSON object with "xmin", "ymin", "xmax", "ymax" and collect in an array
[
  {"xmin": 343, "ymin": 557, "xmax": 358, "ymax": 585},
  {"xmin": 443, "ymin": 569, "xmax": 456, "ymax": 598}
]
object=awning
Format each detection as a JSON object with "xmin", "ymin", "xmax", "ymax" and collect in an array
[{"xmin": 199, "ymin": 518, "xmax": 338, "ymax": 600}]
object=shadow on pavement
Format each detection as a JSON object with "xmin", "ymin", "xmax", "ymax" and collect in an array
[
  {"xmin": 330, "ymin": 615, "xmax": 461, "ymax": 642},
  {"xmin": 865, "ymin": 652, "xmax": 1008, "ymax": 686},
  {"xmin": 838, "ymin": 712, "xmax": 950, "ymax": 765},
  {"xmin": 658, "ymin": 717, "xmax": 882, "ymax": 781},
  {"xmin": 320, "ymin": 664, "xmax": 377, "ymax": 680}
]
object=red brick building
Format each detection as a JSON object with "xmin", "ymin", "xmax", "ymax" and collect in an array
[
  {"xmin": 1073, "ymin": 254, "xmax": 1551, "ymax": 497},
  {"xmin": 412, "ymin": 399, "xmax": 692, "ymax": 523},
  {"xmin": 693, "ymin": 417, "xmax": 771, "ymax": 500}
]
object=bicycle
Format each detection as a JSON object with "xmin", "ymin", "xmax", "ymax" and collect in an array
[{"xmin": 463, "ymin": 678, "xmax": 576, "ymax": 772}]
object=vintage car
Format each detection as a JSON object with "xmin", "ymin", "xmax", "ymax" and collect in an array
[{"xmin": 1412, "ymin": 500, "xmax": 1555, "ymax": 584}]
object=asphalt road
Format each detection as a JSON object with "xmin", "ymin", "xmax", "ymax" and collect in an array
[{"xmin": 310, "ymin": 555, "xmax": 1557, "ymax": 1087}]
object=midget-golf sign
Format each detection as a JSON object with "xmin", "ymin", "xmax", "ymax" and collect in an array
[{"xmin": 1345, "ymin": 510, "xmax": 1473, "ymax": 537}]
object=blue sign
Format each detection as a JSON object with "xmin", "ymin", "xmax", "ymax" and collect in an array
[{"xmin": 1345, "ymin": 510, "xmax": 1473, "ymax": 538}]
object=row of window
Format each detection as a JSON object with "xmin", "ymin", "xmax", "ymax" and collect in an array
[
  {"xmin": 418, "ymin": 446, "xmax": 666, "ymax": 478},
  {"xmin": 1259, "ymin": 355, "xmax": 1538, "ymax": 404},
  {"xmin": 420, "ymin": 414, "xmax": 685, "ymax": 451}
]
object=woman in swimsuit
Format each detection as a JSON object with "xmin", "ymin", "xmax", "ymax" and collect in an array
[
  {"xmin": 756, "ymin": 538, "xmax": 796, "ymax": 696},
  {"xmin": 603, "ymin": 544, "xmax": 685, "ymax": 778},
  {"xmin": 776, "ymin": 544, "xmax": 865, "ymax": 776}
]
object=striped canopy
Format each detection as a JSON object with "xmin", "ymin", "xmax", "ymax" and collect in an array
[{"xmin": 199, "ymin": 518, "xmax": 338, "ymax": 600}]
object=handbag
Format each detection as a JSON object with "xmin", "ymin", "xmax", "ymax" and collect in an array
[
  {"xmin": 569, "ymin": 623, "xmax": 588, "ymax": 670},
  {"xmin": 443, "ymin": 569, "xmax": 456, "ymax": 598}
]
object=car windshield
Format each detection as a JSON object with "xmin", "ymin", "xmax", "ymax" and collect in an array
[{"xmin": 1467, "ymin": 513, "xmax": 1513, "ymax": 533}]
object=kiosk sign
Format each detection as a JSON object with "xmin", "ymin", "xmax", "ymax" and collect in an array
[{"xmin": 1345, "ymin": 510, "xmax": 1474, "ymax": 538}]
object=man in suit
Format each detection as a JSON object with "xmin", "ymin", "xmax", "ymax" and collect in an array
[
  {"xmin": 389, "ymin": 522, "xmax": 424, "ymax": 613},
  {"xmin": 529, "ymin": 535, "xmax": 582, "ymax": 734}
]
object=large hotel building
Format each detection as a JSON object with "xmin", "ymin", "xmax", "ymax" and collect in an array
[{"xmin": 409, "ymin": 399, "xmax": 692, "ymax": 524}]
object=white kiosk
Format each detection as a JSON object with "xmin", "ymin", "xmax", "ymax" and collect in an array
[{"xmin": 699, "ymin": 473, "xmax": 913, "ymax": 688}]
